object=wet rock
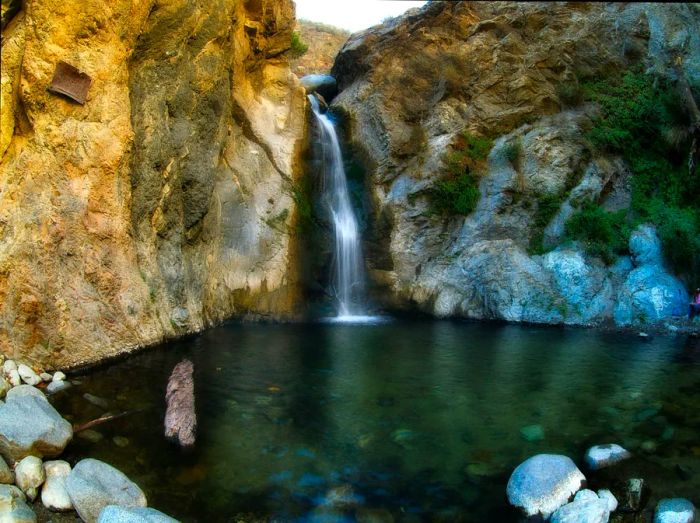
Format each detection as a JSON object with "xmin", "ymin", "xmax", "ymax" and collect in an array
[
  {"xmin": 113, "ymin": 436, "xmax": 130, "ymax": 448},
  {"xmin": 550, "ymin": 495, "xmax": 611, "ymax": 523},
  {"xmin": 598, "ymin": 489, "xmax": 619, "ymax": 513},
  {"xmin": 654, "ymin": 498, "xmax": 695, "ymax": 523},
  {"xmin": 2, "ymin": 360, "xmax": 17, "ymax": 374},
  {"xmin": 617, "ymin": 478, "xmax": 649, "ymax": 513},
  {"xmin": 0, "ymin": 455, "xmax": 14, "ymax": 484},
  {"xmin": 164, "ymin": 359, "xmax": 196, "ymax": 449},
  {"xmin": 41, "ymin": 460, "xmax": 72, "ymax": 512},
  {"xmin": 66, "ymin": 458, "xmax": 147, "ymax": 523},
  {"xmin": 15, "ymin": 456, "xmax": 45, "ymax": 502},
  {"xmin": 675, "ymin": 463, "xmax": 692, "ymax": 481},
  {"xmin": 46, "ymin": 381, "xmax": 71, "ymax": 395},
  {"xmin": 8, "ymin": 370, "xmax": 21, "ymax": 387},
  {"xmin": 506, "ymin": 454, "xmax": 586, "ymax": 518},
  {"xmin": 574, "ymin": 489, "xmax": 600, "ymax": 503},
  {"xmin": 83, "ymin": 393, "xmax": 109, "ymax": 410},
  {"xmin": 77, "ymin": 430, "xmax": 104, "ymax": 443},
  {"xmin": 584, "ymin": 444, "xmax": 632, "ymax": 470},
  {"xmin": 0, "ymin": 484, "xmax": 36, "ymax": 523},
  {"xmin": 0, "ymin": 391, "xmax": 72, "ymax": 462},
  {"xmin": 52, "ymin": 372, "xmax": 66, "ymax": 382},
  {"xmin": 16, "ymin": 365, "xmax": 41, "ymax": 387},
  {"xmin": 520, "ymin": 424, "xmax": 545, "ymax": 442},
  {"xmin": 97, "ymin": 505, "xmax": 180, "ymax": 522},
  {"xmin": 39, "ymin": 373, "xmax": 52, "ymax": 383}
]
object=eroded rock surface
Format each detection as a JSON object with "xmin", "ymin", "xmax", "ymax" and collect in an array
[
  {"xmin": 0, "ymin": 0, "xmax": 307, "ymax": 368},
  {"xmin": 331, "ymin": 2, "xmax": 699, "ymax": 326}
]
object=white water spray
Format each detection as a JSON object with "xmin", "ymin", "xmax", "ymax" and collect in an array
[{"xmin": 308, "ymin": 95, "xmax": 366, "ymax": 317}]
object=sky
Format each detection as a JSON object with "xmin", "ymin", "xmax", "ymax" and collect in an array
[{"xmin": 294, "ymin": 0, "xmax": 427, "ymax": 32}]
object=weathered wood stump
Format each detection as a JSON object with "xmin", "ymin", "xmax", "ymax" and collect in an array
[{"xmin": 164, "ymin": 359, "xmax": 196, "ymax": 449}]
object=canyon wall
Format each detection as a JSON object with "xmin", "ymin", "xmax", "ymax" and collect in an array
[
  {"xmin": 332, "ymin": 2, "xmax": 700, "ymax": 326},
  {"xmin": 0, "ymin": 0, "xmax": 306, "ymax": 368}
]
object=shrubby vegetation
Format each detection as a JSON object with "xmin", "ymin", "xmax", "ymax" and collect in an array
[
  {"xmin": 429, "ymin": 131, "xmax": 492, "ymax": 216},
  {"xmin": 564, "ymin": 69, "xmax": 699, "ymax": 281},
  {"xmin": 289, "ymin": 31, "xmax": 309, "ymax": 59}
]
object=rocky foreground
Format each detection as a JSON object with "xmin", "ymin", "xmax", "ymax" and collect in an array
[{"xmin": 0, "ymin": 356, "xmax": 180, "ymax": 522}]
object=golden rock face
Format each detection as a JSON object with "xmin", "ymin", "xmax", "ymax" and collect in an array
[{"xmin": 0, "ymin": 0, "xmax": 307, "ymax": 368}]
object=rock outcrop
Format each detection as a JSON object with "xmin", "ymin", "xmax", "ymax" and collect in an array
[
  {"xmin": 331, "ymin": 2, "xmax": 699, "ymax": 326},
  {"xmin": 0, "ymin": 0, "xmax": 307, "ymax": 368}
]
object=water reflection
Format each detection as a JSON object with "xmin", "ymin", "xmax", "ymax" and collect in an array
[{"xmin": 53, "ymin": 321, "xmax": 698, "ymax": 521}]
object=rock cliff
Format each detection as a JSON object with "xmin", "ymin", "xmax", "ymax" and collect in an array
[
  {"xmin": 0, "ymin": 0, "xmax": 306, "ymax": 368},
  {"xmin": 332, "ymin": 2, "xmax": 699, "ymax": 326}
]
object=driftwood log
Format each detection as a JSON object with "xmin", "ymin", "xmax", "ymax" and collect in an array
[{"xmin": 164, "ymin": 359, "xmax": 196, "ymax": 449}]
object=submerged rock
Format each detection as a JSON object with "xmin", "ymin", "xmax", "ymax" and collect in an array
[
  {"xmin": 506, "ymin": 454, "xmax": 586, "ymax": 518},
  {"xmin": 584, "ymin": 444, "xmax": 632, "ymax": 470},
  {"xmin": 97, "ymin": 505, "xmax": 180, "ymax": 522},
  {"xmin": 66, "ymin": 459, "xmax": 147, "ymax": 523},
  {"xmin": 654, "ymin": 498, "xmax": 696, "ymax": 523},
  {"xmin": 520, "ymin": 424, "xmax": 545, "ymax": 442},
  {"xmin": 0, "ymin": 391, "xmax": 73, "ymax": 462},
  {"xmin": 617, "ymin": 478, "xmax": 649, "ymax": 513}
]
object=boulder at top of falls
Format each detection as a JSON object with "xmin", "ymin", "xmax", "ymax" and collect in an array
[
  {"xmin": 300, "ymin": 74, "xmax": 338, "ymax": 101},
  {"xmin": 65, "ymin": 459, "xmax": 147, "ymax": 523},
  {"xmin": 654, "ymin": 498, "xmax": 696, "ymax": 523},
  {"xmin": 506, "ymin": 454, "xmax": 586, "ymax": 518},
  {"xmin": 584, "ymin": 443, "xmax": 632, "ymax": 470},
  {"xmin": 0, "ymin": 390, "xmax": 73, "ymax": 463},
  {"xmin": 97, "ymin": 505, "xmax": 180, "ymax": 523}
]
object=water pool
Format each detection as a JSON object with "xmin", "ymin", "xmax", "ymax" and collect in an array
[{"xmin": 52, "ymin": 320, "xmax": 700, "ymax": 522}]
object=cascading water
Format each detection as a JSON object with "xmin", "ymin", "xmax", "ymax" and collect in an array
[{"xmin": 308, "ymin": 95, "xmax": 367, "ymax": 318}]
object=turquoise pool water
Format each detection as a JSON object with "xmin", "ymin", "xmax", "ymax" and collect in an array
[{"xmin": 53, "ymin": 320, "xmax": 700, "ymax": 521}]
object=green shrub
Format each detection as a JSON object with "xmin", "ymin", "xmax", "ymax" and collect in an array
[
  {"xmin": 290, "ymin": 178, "xmax": 313, "ymax": 231},
  {"xmin": 430, "ymin": 172, "xmax": 481, "ymax": 216},
  {"xmin": 289, "ymin": 31, "xmax": 308, "ymax": 59},
  {"xmin": 565, "ymin": 202, "xmax": 631, "ymax": 265},
  {"xmin": 566, "ymin": 69, "xmax": 700, "ymax": 280},
  {"xmin": 556, "ymin": 82, "xmax": 584, "ymax": 107},
  {"xmin": 428, "ymin": 131, "xmax": 492, "ymax": 216},
  {"xmin": 503, "ymin": 139, "xmax": 522, "ymax": 165},
  {"xmin": 528, "ymin": 191, "xmax": 567, "ymax": 255}
]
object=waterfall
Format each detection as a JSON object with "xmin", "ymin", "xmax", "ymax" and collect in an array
[{"xmin": 308, "ymin": 95, "xmax": 366, "ymax": 318}]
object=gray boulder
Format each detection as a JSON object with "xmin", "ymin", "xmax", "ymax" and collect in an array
[
  {"xmin": 0, "ymin": 390, "xmax": 73, "ymax": 462},
  {"xmin": 614, "ymin": 225, "xmax": 689, "ymax": 326},
  {"xmin": 66, "ymin": 459, "xmax": 147, "ymax": 523},
  {"xmin": 550, "ymin": 495, "xmax": 611, "ymax": 523},
  {"xmin": 654, "ymin": 498, "xmax": 696, "ymax": 523},
  {"xmin": 506, "ymin": 454, "xmax": 586, "ymax": 518},
  {"xmin": 5, "ymin": 385, "xmax": 44, "ymax": 400},
  {"xmin": 0, "ymin": 484, "xmax": 36, "ymax": 523},
  {"xmin": 97, "ymin": 506, "xmax": 180, "ymax": 523},
  {"xmin": 41, "ymin": 460, "xmax": 73, "ymax": 512},
  {"xmin": 300, "ymin": 74, "xmax": 338, "ymax": 101},
  {"xmin": 14, "ymin": 456, "xmax": 44, "ymax": 502},
  {"xmin": 16, "ymin": 365, "xmax": 40, "ymax": 387},
  {"xmin": 584, "ymin": 444, "xmax": 632, "ymax": 470}
]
